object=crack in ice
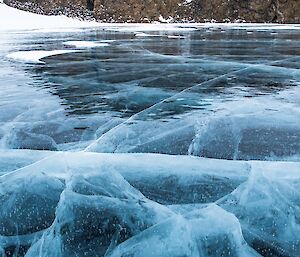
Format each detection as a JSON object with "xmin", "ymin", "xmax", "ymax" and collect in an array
[{"xmin": 84, "ymin": 55, "xmax": 299, "ymax": 152}]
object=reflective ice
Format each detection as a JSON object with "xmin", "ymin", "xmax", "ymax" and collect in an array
[{"xmin": 0, "ymin": 26, "xmax": 300, "ymax": 257}]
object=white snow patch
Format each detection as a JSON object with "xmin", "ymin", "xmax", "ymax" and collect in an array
[
  {"xmin": 6, "ymin": 50, "xmax": 79, "ymax": 63},
  {"xmin": 158, "ymin": 15, "xmax": 174, "ymax": 23},
  {"xmin": 0, "ymin": 4, "xmax": 100, "ymax": 32},
  {"xmin": 167, "ymin": 35, "xmax": 186, "ymax": 39},
  {"xmin": 135, "ymin": 32, "xmax": 162, "ymax": 37},
  {"xmin": 63, "ymin": 41, "xmax": 109, "ymax": 48}
]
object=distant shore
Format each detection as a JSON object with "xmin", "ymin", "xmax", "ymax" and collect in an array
[{"xmin": 4, "ymin": 0, "xmax": 300, "ymax": 24}]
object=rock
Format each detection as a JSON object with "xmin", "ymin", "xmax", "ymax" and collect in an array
[
  {"xmin": 93, "ymin": 0, "xmax": 188, "ymax": 22},
  {"xmin": 277, "ymin": 0, "xmax": 300, "ymax": 23}
]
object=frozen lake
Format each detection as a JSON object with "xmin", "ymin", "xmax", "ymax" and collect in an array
[
  {"xmin": 1, "ymin": 27, "xmax": 300, "ymax": 159},
  {"xmin": 0, "ymin": 23, "xmax": 300, "ymax": 257}
]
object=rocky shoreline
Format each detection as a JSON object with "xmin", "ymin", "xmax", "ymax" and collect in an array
[{"xmin": 3, "ymin": 0, "xmax": 300, "ymax": 23}]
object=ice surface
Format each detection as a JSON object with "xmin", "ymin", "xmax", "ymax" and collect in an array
[
  {"xmin": 2, "ymin": 16, "xmax": 300, "ymax": 156},
  {"xmin": 0, "ymin": 151, "xmax": 250, "ymax": 204},
  {"xmin": 85, "ymin": 65, "xmax": 300, "ymax": 161},
  {"xmin": 0, "ymin": 150, "xmax": 52, "ymax": 175},
  {"xmin": 108, "ymin": 204, "xmax": 260, "ymax": 257},
  {"xmin": 189, "ymin": 92, "xmax": 300, "ymax": 160},
  {"xmin": 24, "ymin": 169, "xmax": 173, "ymax": 257},
  {"xmin": 0, "ymin": 152, "xmax": 244, "ymax": 256},
  {"xmin": 0, "ymin": 48, "xmax": 124, "ymax": 151},
  {"xmin": 1, "ymin": 151, "xmax": 299, "ymax": 256},
  {"xmin": 0, "ymin": 171, "xmax": 64, "ymax": 236},
  {"xmin": 218, "ymin": 161, "xmax": 300, "ymax": 257},
  {"xmin": 0, "ymin": 6, "xmax": 300, "ymax": 256}
]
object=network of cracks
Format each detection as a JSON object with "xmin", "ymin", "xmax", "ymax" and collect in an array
[{"xmin": 0, "ymin": 27, "xmax": 300, "ymax": 256}]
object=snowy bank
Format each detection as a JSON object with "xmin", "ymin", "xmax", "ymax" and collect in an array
[
  {"xmin": 1, "ymin": 3, "xmax": 300, "ymax": 33},
  {"xmin": 0, "ymin": 3, "xmax": 101, "ymax": 32}
]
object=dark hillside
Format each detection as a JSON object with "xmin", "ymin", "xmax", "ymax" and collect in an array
[{"xmin": 4, "ymin": 0, "xmax": 300, "ymax": 23}]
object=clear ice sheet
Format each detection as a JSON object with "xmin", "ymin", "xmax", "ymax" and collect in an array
[
  {"xmin": 218, "ymin": 161, "xmax": 300, "ymax": 257},
  {"xmin": 1, "ymin": 152, "xmax": 299, "ymax": 256},
  {"xmin": 0, "ymin": 26, "xmax": 300, "ymax": 257}
]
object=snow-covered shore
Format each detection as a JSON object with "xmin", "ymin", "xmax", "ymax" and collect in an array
[
  {"xmin": 0, "ymin": 2, "xmax": 101, "ymax": 31},
  {"xmin": 1, "ymin": 3, "xmax": 300, "ymax": 33}
]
